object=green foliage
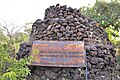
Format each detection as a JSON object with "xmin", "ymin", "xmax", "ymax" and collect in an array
[
  {"xmin": 0, "ymin": 24, "xmax": 32, "ymax": 80},
  {"xmin": 81, "ymin": 0, "xmax": 120, "ymax": 45},
  {"xmin": 0, "ymin": 28, "xmax": 8, "ymax": 43},
  {"xmin": 3, "ymin": 71, "xmax": 17, "ymax": 80},
  {"xmin": 81, "ymin": 0, "xmax": 120, "ymax": 30},
  {"xmin": 0, "ymin": 43, "xmax": 33, "ymax": 80},
  {"xmin": 105, "ymin": 26, "xmax": 120, "ymax": 45}
]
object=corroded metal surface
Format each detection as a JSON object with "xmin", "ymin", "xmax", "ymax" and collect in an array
[{"xmin": 31, "ymin": 41, "xmax": 86, "ymax": 67}]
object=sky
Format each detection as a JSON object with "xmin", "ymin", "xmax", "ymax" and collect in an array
[{"xmin": 0, "ymin": 0, "xmax": 96, "ymax": 27}]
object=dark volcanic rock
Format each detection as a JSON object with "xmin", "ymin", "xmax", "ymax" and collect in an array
[
  {"xmin": 17, "ymin": 4, "xmax": 117, "ymax": 80},
  {"xmin": 90, "ymin": 57, "xmax": 100, "ymax": 65},
  {"xmin": 89, "ymin": 51, "xmax": 97, "ymax": 56}
]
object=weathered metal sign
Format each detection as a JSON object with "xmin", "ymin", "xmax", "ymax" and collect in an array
[{"xmin": 31, "ymin": 41, "xmax": 86, "ymax": 67}]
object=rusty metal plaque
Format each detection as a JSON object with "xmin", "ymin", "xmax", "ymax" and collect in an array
[{"xmin": 31, "ymin": 41, "xmax": 86, "ymax": 67}]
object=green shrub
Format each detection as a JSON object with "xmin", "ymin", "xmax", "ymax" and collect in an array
[{"xmin": 0, "ymin": 45, "xmax": 32, "ymax": 80}]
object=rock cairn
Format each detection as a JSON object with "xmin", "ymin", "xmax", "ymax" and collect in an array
[{"xmin": 17, "ymin": 4, "xmax": 117, "ymax": 80}]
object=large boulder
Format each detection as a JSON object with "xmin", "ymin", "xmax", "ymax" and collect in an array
[{"xmin": 17, "ymin": 4, "xmax": 117, "ymax": 80}]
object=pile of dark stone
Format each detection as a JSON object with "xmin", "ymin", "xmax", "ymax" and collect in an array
[{"xmin": 17, "ymin": 4, "xmax": 118, "ymax": 80}]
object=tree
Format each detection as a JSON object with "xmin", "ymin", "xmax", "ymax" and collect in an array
[
  {"xmin": 80, "ymin": 0, "xmax": 120, "ymax": 45},
  {"xmin": 0, "ymin": 27, "xmax": 9, "ymax": 51},
  {"xmin": 0, "ymin": 22, "xmax": 32, "ymax": 80},
  {"xmin": 0, "ymin": 22, "xmax": 32, "ymax": 57}
]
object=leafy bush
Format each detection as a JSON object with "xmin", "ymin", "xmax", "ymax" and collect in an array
[
  {"xmin": 0, "ymin": 45, "xmax": 32, "ymax": 80},
  {"xmin": 0, "ymin": 23, "xmax": 33, "ymax": 80}
]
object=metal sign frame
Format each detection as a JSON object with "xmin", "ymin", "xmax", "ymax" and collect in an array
[{"xmin": 30, "ymin": 41, "xmax": 86, "ymax": 67}]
